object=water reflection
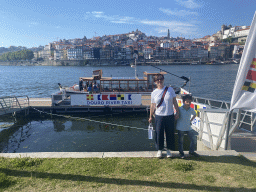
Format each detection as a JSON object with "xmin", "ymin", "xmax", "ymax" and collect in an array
[
  {"xmin": 1, "ymin": 115, "xmax": 155, "ymax": 153},
  {"xmin": 53, "ymin": 119, "xmax": 65, "ymax": 132}
]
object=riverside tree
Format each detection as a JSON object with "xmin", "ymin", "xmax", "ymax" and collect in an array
[{"xmin": 0, "ymin": 50, "xmax": 34, "ymax": 61}]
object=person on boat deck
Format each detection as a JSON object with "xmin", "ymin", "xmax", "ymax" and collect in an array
[
  {"xmin": 176, "ymin": 94, "xmax": 200, "ymax": 159},
  {"xmin": 86, "ymin": 81, "xmax": 89, "ymax": 89},
  {"xmin": 149, "ymin": 74, "xmax": 179, "ymax": 158},
  {"xmin": 93, "ymin": 82, "xmax": 98, "ymax": 93},
  {"xmin": 79, "ymin": 79, "xmax": 83, "ymax": 91},
  {"xmin": 88, "ymin": 83, "xmax": 92, "ymax": 94}
]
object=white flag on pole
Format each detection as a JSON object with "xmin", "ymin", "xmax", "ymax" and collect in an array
[{"xmin": 230, "ymin": 11, "xmax": 256, "ymax": 112}]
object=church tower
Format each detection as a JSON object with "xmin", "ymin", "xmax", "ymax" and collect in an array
[{"xmin": 167, "ymin": 29, "xmax": 170, "ymax": 39}]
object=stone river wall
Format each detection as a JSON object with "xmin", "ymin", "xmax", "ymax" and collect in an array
[{"xmin": 0, "ymin": 59, "xmax": 134, "ymax": 66}]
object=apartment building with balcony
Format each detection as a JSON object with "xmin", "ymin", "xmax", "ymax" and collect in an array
[{"xmin": 67, "ymin": 46, "xmax": 83, "ymax": 60}]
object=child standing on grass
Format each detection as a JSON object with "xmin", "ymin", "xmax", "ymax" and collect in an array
[{"xmin": 176, "ymin": 94, "xmax": 199, "ymax": 159}]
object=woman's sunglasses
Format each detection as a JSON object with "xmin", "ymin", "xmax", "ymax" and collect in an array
[{"xmin": 155, "ymin": 78, "xmax": 164, "ymax": 82}]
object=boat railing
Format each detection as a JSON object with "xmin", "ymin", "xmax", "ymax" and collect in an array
[{"xmin": 0, "ymin": 95, "xmax": 29, "ymax": 116}]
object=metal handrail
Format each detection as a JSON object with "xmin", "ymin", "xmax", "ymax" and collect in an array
[
  {"xmin": 0, "ymin": 95, "xmax": 29, "ymax": 115},
  {"xmin": 193, "ymin": 96, "xmax": 230, "ymax": 109}
]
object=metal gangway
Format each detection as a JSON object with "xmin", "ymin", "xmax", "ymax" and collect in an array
[
  {"xmin": 0, "ymin": 96, "xmax": 30, "ymax": 116},
  {"xmin": 190, "ymin": 95, "xmax": 256, "ymax": 151},
  {"xmin": 193, "ymin": 96, "xmax": 256, "ymax": 132}
]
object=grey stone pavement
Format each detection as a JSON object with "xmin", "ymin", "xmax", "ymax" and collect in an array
[{"xmin": 0, "ymin": 150, "xmax": 242, "ymax": 159}]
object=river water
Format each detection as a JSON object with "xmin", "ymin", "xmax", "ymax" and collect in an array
[{"xmin": 0, "ymin": 64, "xmax": 239, "ymax": 153}]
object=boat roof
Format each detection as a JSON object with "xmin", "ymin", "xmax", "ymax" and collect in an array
[
  {"xmin": 79, "ymin": 70, "xmax": 167, "ymax": 81},
  {"xmin": 80, "ymin": 77, "xmax": 147, "ymax": 81},
  {"xmin": 143, "ymin": 71, "xmax": 167, "ymax": 75}
]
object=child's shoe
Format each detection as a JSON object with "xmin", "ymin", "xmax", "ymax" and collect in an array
[
  {"xmin": 189, "ymin": 152, "xmax": 200, "ymax": 157},
  {"xmin": 166, "ymin": 149, "xmax": 172, "ymax": 158},
  {"xmin": 156, "ymin": 150, "xmax": 162, "ymax": 158},
  {"xmin": 180, "ymin": 153, "xmax": 185, "ymax": 159}
]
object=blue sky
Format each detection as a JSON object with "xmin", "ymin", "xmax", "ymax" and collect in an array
[{"xmin": 0, "ymin": 0, "xmax": 255, "ymax": 48}]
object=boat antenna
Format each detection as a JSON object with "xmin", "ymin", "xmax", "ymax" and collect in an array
[{"xmin": 149, "ymin": 64, "xmax": 190, "ymax": 88}]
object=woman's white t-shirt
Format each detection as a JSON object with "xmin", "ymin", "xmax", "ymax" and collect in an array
[{"xmin": 151, "ymin": 86, "xmax": 176, "ymax": 116}]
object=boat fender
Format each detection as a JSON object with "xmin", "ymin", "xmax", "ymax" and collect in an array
[{"xmin": 73, "ymin": 84, "xmax": 79, "ymax": 91}]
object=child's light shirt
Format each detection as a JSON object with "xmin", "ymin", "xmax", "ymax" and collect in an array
[
  {"xmin": 151, "ymin": 86, "xmax": 176, "ymax": 116},
  {"xmin": 176, "ymin": 105, "xmax": 196, "ymax": 131}
]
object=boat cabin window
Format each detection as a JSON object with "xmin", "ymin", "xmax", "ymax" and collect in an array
[{"xmin": 100, "ymin": 79, "xmax": 148, "ymax": 92}]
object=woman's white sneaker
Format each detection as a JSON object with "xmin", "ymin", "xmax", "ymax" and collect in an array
[
  {"xmin": 156, "ymin": 150, "xmax": 162, "ymax": 158},
  {"xmin": 166, "ymin": 149, "xmax": 172, "ymax": 158}
]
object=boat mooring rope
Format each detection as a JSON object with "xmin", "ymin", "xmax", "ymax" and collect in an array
[{"xmin": 32, "ymin": 107, "xmax": 150, "ymax": 131}]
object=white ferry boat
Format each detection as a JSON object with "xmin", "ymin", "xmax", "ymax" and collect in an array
[{"xmin": 52, "ymin": 69, "xmax": 186, "ymax": 107}]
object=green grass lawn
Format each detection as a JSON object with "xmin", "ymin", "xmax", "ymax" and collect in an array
[{"xmin": 0, "ymin": 155, "xmax": 256, "ymax": 191}]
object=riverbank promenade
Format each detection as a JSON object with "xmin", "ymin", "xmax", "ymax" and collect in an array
[{"xmin": 0, "ymin": 150, "xmax": 255, "ymax": 161}]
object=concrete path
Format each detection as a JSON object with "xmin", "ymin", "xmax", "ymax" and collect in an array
[
  {"xmin": 239, "ymin": 152, "xmax": 256, "ymax": 161},
  {"xmin": 0, "ymin": 150, "xmax": 240, "ymax": 159},
  {"xmin": 230, "ymin": 131, "xmax": 256, "ymax": 161}
]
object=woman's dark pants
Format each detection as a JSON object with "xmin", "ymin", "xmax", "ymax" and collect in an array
[{"xmin": 155, "ymin": 114, "xmax": 175, "ymax": 151}]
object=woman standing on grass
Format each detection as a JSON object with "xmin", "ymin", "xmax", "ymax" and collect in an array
[{"xmin": 148, "ymin": 74, "xmax": 179, "ymax": 158}]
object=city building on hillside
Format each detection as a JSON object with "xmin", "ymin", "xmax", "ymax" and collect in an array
[
  {"xmin": 55, "ymin": 44, "xmax": 71, "ymax": 50},
  {"xmin": 126, "ymin": 39, "xmax": 133, "ymax": 46},
  {"xmin": 183, "ymin": 40, "xmax": 192, "ymax": 49},
  {"xmin": 100, "ymin": 46, "xmax": 113, "ymax": 59},
  {"xmin": 208, "ymin": 46, "xmax": 218, "ymax": 60},
  {"xmin": 222, "ymin": 25, "xmax": 249, "ymax": 40},
  {"xmin": 38, "ymin": 49, "xmax": 51, "ymax": 60},
  {"xmin": 169, "ymin": 48, "xmax": 177, "ymax": 59},
  {"xmin": 198, "ymin": 47, "xmax": 208, "ymax": 61},
  {"xmin": 54, "ymin": 50, "xmax": 64, "ymax": 60},
  {"xmin": 138, "ymin": 40, "xmax": 146, "ymax": 46},
  {"xmin": 103, "ymin": 41, "xmax": 111, "ymax": 46},
  {"xmin": 178, "ymin": 48, "xmax": 190, "ymax": 59},
  {"xmin": 33, "ymin": 52, "xmax": 39, "ymax": 60},
  {"xmin": 232, "ymin": 44, "xmax": 244, "ymax": 58},
  {"xmin": 125, "ymin": 46, "xmax": 133, "ymax": 59},
  {"xmin": 160, "ymin": 41, "xmax": 171, "ymax": 49},
  {"xmin": 154, "ymin": 47, "xmax": 165, "ymax": 59},
  {"xmin": 111, "ymin": 35, "xmax": 120, "ymax": 41},
  {"xmin": 83, "ymin": 47, "xmax": 94, "ymax": 59},
  {"xmin": 143, "ymin": 46, "xmax": 153, "ymax": 59},
  {"xmin": 67, "ymin": 46, "xmax": 83, "ymax": 60},
  {"xmin": 234, "ymin": 27, "xmax": 250, "ymax": 43},
  {"xmin": 190, "ymin": 46, "xmax": 198, "ymax": 58}
]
